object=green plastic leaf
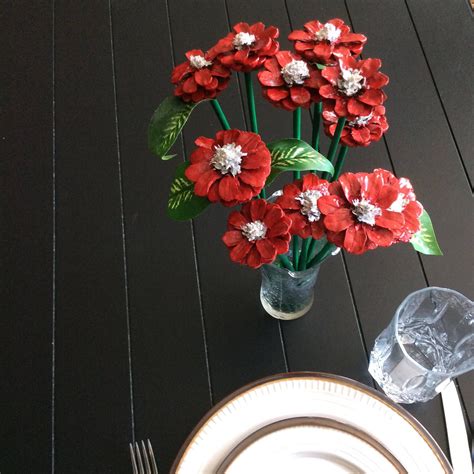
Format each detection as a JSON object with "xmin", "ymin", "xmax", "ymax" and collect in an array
[
  {"xmin": 167, "ymin": 162, "xmax": 210, "ymax": 221},
  {"xmin": 162, "ymin": 154, "xmax": 177, "ymax": 161},
  {"xmin": 148, "ymin": 96, "xmax": 203, "ymax": 159},
  {"xmin": 410, "ymin": 209, "xmax": 443, "ymax": 256},
  {"xmin": 316, "ymin": 63, "xmax": 326, "ymax": 70},
  {"xmin": 266, "ymin": 138, "xmax": 334, "ymax": 185}
]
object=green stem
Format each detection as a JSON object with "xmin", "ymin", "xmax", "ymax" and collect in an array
[
  {"xmin": 321, "ymin": 117, "xmax": 346, "ymax": 180},
  {"xmin": 278, "ymin": 254, "xmax": 294, "ymax": 271},
  {"xmin": 307, "ymin": 242, "xmax": 337, "ymax": 268},
  {"xmin": 332, "ymin": 145, "xmax": 349, "ymax": 181},
  {"xmin": 292, "ymin": 237, "xmax": 300, "ymax": 270},
  {"xmin": 311, "ymin": 102, "xmax": 322, "ymax": 153},
  {"xmin": 299, "ymin": 238, "xmax": 311, "ymax": 270},
  {"xmin": 210, "ymin": 99, "xmax": 231, "ymax": 130},
  {"xmin": 291, "ymin": 107, "xmax": 303, "ymax": 269},
  {"xmin": 307, "ymin": 239, "xmax": 317, "ymax": 261},
  {"xmin": 244, "ymin": 72, "xmax": 258, "ymax": 134}
]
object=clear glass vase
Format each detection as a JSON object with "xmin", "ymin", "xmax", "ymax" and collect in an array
[{"xmin": 260, "ymin": 260, "xmax": 321, "ymax": 320}]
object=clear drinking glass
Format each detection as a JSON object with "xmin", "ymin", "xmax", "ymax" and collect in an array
[
  {"xmin": 260, "ymin": 261, "xmax": 320, "ymax": 320},
  {"xmin": 369, "ymin": 287, "xmax": 474, "ymax": 403}
]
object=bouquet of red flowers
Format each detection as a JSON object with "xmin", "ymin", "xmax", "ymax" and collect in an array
[{"xmin": 149, "ymin": 19, "xmax": 441, "ymax": 274}]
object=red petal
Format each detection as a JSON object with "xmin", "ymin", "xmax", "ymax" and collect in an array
[
  {"xmin": 304, "ymin": 20, "xmax": 322, "ymax": 35},
  {"xmin": 377, "ymin": 185, "xmax": 398, "ymax": 208},
  {"xmin": 239, "ymin": 169, "xmax": 267, "ymax": 187},
  {"xmin": 263, "ymin": 206, "xmax": 284, "ymax": 227},
  {"xmin": 321, "ymin": 66, "xmax": 340, "ymax": 84},
  {"xmin": 266, "ymin": 88, "xmax": 289, "ymax": 101},
  {"xmin": 250, "ymin": 199, "xmax": 267, "ymax": 220},
  {"xmin": 194, "ymin": 169, "xmax": 220, "ymax": 196},
  {"xmin": 218, "ymin": 176, "xmax": 241, "ymax": 202},
  {"xmin": 359, "ymin": 89, "xmax": 384, "ymax": 106},
  {"xmin": 256, "ymin": 239, "xmax": 277, "ymax": 261},
  {"xmin": 258, "ymin": 70, "xmax": 284, "ymax": 86},
  {"xmin": 344, "ymin": 225, "xmax": 368, "ymax": 254},
  {"xmin": 347, "ymin": 98, "xmax": 372, "ymax": 116},
  {"xmin": 246, "ymin": 246, "xmax": 263, "ymax": 268},
  {"xmin": 310, "ymin": 221, "xmax": 325, "ymax": 240},
  {"xmin": 276, "ymin": 51, "xmax": 294, "ymax": 67},
  {"xmin": 324, "ymin": 208, "xmax": 354, "ymax": 232},
  {"xmin": 194, "ymin": 136, "xmax": 215, "ymax": 149},
  {"xmin": 228, "ymin": 211, "xmax": 248, "ymax": 229},
  {"xmin": 339, "ymin": 173, "xmax": 361, "ymax": 202},
  {"xmin": 222, "ymin": 230, "xmax": 244, "ymax": 247},
  {"xmin": 185, "ymin": 161, "xmax": 210, "ymax": 182},
  {"xmin": 375, "ymin": 210, "xmax": 405, "ymax": 229},
  {"xmin": 271, "ymin": 237, "xmax": 290, "ymax": 254},
  {"xmin": 360, "ymin": 58, "xmax": 382, "ymax": 77},
  {"xmin": 230, "ymin": 240, "xmax": 252, "ymax": 263},
  {"xmin": 290, "ymin": 86, "xmax": 311, "ymax": 105},
  {"xmin": 182, "ymin": 77, "xmax": 197, "ymax": 93},
  {"xmin": 367, "ymin": 72, "xmax": 389, "ymax": 89},
  {"xmin": 194, "ymin": 69, "xmax": 212, "ymax": 86},
  {"xmin": 288, "ymin": 30, "xmax": 312, "ymax": 41},
  {"xmin": 318, "ymin": 195, "xmax": 346, "ymax": 214},
  {"xmin": 366, "ymin": 227, "xmax": 393, "ymax": 247},
  {"xmin": 313, "ymin": 42, "xmax": 333, "ymax": 60},
  {"xmin": 319, "ymin": 84, "xmax": 338, "ymax": 99},
  {"xmin": 267, "ymin": 220, "xmax": 291, "ymax": 238}
]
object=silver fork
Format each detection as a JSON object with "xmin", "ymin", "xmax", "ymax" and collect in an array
[{"xmin": 129, "ymin": 439, "xmax": 159, "ymax": 474}]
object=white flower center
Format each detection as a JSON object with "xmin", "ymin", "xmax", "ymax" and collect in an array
[
  {"xmin": 337, "ymin": 66, "xmax": 365, "ymax": 96},
  {"xmin": 349, "ymin": 113, "xmax": 373, "ymax": 127},
  {"xmin": 352, "ymin": 198, "xmax": 381, "ymax": 226},
  {"xmin": 295, "ymin": 188, "xmax": 328, "ymax": 222},
  {"xmin": 281, "ymin": 59, "xmax": 310, "ymax": 86},
  {"xmin": 315, "ymin": 23, "xmax": 342, "ymax": 43},
  {"xmin": 388, "ymin": 193, "xmax": 409, "ymax": 213},
  {"xmin": 233, "ymin": 32, "xmax": 256, "ymax": 50},
  {"xmin": 241, "ymin": 220, "xmax": 267, "ymax": 241},
  {"xmin": 189, "ymin": 55, "xmax": 212, "ymax": 69},
  {"xmin": 210, "ymin": 143, "xmax": 247, "ymax": 176}
]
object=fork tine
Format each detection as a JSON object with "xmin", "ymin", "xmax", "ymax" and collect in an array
[
  {"xmin": 135, "ymin": 442, "xmax": 145, "ymax": 474},
  {"xmin": 147, "ymin": 439, "xmax": 159, "ymax": 474},
  {"xmin": 129, "ymin": 443, "xmax": 138, "ymax": 474},
  {"xmin": 141, "ymin": 440, "xmax": 152, "ymax": 474}
]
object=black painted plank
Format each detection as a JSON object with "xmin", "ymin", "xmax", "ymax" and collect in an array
[
  {"xmin": 225, "ymin": 0, "xmax": 371, "ymax": 385},
  {"xmin": 346, "ymin": 0, "xmax": 474, "ymax": 440},
  {"xmin": 110, "ymin": 0, "xmax": 212, "ymax": 470},
  {"xmin": 167, "ymin": 0, "xmax": 287, "ymax": 403},
  {"xmin": 0, "ymin": 2, "xmax": 53, "ymax": 472},
  {"xmin": 407, "ymin": 0, "xmax": 474, "ymax": 186},
  {"xmin": 285, "ymin": 0, "xmax": 449, "ymax": 454},
  {"xmin": 54, "ymin": 1, "xmax": 132, "ymax": 471}
]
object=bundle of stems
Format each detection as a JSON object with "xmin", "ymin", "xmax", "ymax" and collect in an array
[{"xmin": 210, "ymin": 72, "xmax": 349, "ymax": 273}]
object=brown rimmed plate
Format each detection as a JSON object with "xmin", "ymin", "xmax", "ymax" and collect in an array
[{"xmin": 172, "ymin": 372, "xmax": 452, "ymax": 473}]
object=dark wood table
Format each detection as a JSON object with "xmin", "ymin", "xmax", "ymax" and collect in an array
[{"xmin": 2, "ymin": 0, "xmax": 473, "ymax": 472}]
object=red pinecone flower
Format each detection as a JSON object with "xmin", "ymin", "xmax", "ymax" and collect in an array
[
  {"xmin": 258, "ymin": 51, "xmax": 323, "ymax": 111},
  {"xmin": 171, "ymin": 49, "xmax": 231, "ymax": 103},
  {"xmin": 319, "ymin": 56, "xmax": 389, "ymax": 117},
  {"xmin": 374, "ymin": 169, "xmax": 423, "ymax": 243},
  {"xmin": 185, "ymin": 129, "xmax": 271, "ymax": 207},
  {"xmin": 222, "ymin": 199, "xmax": 292, "ymax": 268},
  {"xmin": 211, "ymin": 22, "xmax": 279, "ymax": 72},
  {"xmin": 276, "ymin": 174, "xmax": 330, "ymax": 239},
  {"xmin": 323, "ymin": 103, "xmax": 389, "ymax": 147},
  {"xmin": 318, "ymin": 170, "xmax": 414, "ymax": 254},
  {"xmin": 288, "ymin": 18, "xmax": 367, "ymax": 65}
]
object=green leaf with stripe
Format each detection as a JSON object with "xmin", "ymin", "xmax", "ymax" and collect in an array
[
  {"xmin": 266, "ymin": 138, "xmax": 334, "ymax": 185},
  {"xmin": 148, "ymin": 96, "xmax": 204, "ymax": 160},
  {"xmin": 168, "ymin": 162, "xmax": 210, "ymax": 221},
  {"xmin": 410, "ymin": 209, "xmax": 443, "ymax": 256}
]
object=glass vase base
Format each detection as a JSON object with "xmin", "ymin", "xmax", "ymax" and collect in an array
[{"xmin": 260, "ymin": 291, "xmax": 314, "ymax": 320}]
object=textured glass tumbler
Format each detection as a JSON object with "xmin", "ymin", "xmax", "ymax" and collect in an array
[
  {"xmin": 369, "ymin": 287, "xmax": 474, "ymax": 403},
  {"xmin": 260, "ymin": 262, "xmax": 320, "ymax": 320}
]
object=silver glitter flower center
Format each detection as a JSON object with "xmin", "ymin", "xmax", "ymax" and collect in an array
[
  {"xmin": 189, "ymin": 55, "xmax": 212, "ymax": 69},
  {"xmin": 233, "ymin": 32, "xmax": 256, "ymax": 50},
  {"xmin": 337, "ymin": 66, "xmax": 365, "ymax": 96},
  {"xmin": 295, "ymin": 188, "xmax": 327, "ymax": 222},
  {"xmin": 315, "ymin": 23, "xmax": 342, "ymax": 43},
  {"xmin": 241, "ymin": 220, "xmax": 267, "ymax": 241},
  {"xmin": 210, "ymin": 143, "xmax": 247, "ymax": 176},
  {"xmin": 281, "ymin": 59, "xmax": 310, "ymax": 86},
  {"xmin": 349, "ymin": 113, "xmax": 373, "ymax": 127},
  {"xmin": 352, "ymin": 198, "xmax": 382, "ymax": 226}
]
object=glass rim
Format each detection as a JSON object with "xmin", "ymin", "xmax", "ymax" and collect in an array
[
  {"xmin": 263, "ymin": 259, "xmax": 321, "ymax": 278},
  {"xmin": 394, "ymin": 286, "xmax": 473, "ymax": 375}
]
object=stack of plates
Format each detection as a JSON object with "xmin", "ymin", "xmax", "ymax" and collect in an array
[{"xmin": 172, "ymin": 372, "xmax": 451, "ymax": 473}]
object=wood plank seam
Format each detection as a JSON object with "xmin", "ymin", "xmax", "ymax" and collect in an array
[
  {"xmin": 107, "ymin": 0, "xmax": 136, "ymax": 442},
  {"xmin": 164, "ymin": 0, "xmax": 215, "ymax": 406},
  {"xmin": 403, "ymin": 0, "xmax": 473, "ymax": 192}
]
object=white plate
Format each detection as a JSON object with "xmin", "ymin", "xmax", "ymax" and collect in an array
[{"xmin": 172, "ymin": 372, "xmax": 451, "ymax": 473}]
